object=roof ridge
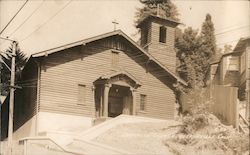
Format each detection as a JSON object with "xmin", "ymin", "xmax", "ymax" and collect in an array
[{"xmin": 30, "ymin": 30, "xmax": 187, "ymax": 86}]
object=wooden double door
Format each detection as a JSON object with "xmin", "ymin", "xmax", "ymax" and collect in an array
[{"xmin": 108, "ymin": 96, "xmax": 123, "ymax": 117}]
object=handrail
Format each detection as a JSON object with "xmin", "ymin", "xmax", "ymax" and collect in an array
[
  {"xmin": 239, "ymin": 124, "xmax": 247, "ymax": 133},
  {"xmin": 239, "ymin": 113, "xmax": 249, "ymax": 126},
  {"xmin": 19, "ymin": 136, "xmax": 83, "ymax": 155}
]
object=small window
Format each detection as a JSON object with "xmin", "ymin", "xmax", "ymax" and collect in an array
[
  {"xmin": 140, "ymin": 94, "xmax": 146, "ymax": 111},
  {"xmin": 143, "ymin": 28, "xmax": 148, "ymax": 45},
  {"xmin": 111, "ymin": 51, "xmax": 119, "ymax": 67},
  {"xmin": 240, "ymin": 52, "xmax": 246, "ymax": 73},
  {"xmin": 78, "ymin": 84, "xmax": 86, "ymax": 105},
  {"xmin": 159, "ymin": 26, "xmax": 166, "ymax": 43},
  {"xmin": 228, "ymin": 56, "xmax": 239, "ymax": 71}
]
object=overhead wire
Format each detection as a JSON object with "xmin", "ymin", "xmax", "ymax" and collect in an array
[
  {"xmin": 7, "ymin": 0, "xmax": 45, "ymax": 39},
  {"xmin": 0, "ymin": 0, "xmax": 71, "ymax": 57},
  {"xmin": 0, "ymin": 0, "xmax": 29, "ymax": 35},
  {"xmin": 11, "ymin": 48, "xmax": 154, "ymax": 85},
  {"xmin": 15, "ymin": 51, "xmax": 175, "ymax": 87},
  {"xmin": 215, "ymin": 24, "xmax": 250, "ymax": 34},
  {"xmin": 10, "ymin": 40, "xmax": 182, "ymax": 85},
  {"xmin": 2, "ymin": 31, "xmax": 243, "ymax": 88},
  {"xmin": 215, "ymin": 25, "xmax": 249, "ymax": 37},
  {"xmin": 19, "ymin": 0, "xmax": 72, "ymax": 43},
  {"xmin": 2, "ymin": 0, "xmax": 248, "ymax": 88},
  {"xmin": 216, "ymin": 38, "xmax": 242, "ymax": 46}
]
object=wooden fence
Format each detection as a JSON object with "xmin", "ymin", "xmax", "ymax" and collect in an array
[{"xmin": 180, "ymin": 85, "xmax": 239, "ymax": 128}]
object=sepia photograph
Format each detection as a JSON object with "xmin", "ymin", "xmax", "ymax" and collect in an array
[{"xmin": 0, "ymin": 0, "xmax": 249, "ymax": 154}]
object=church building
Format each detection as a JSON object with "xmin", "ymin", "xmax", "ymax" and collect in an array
[{"xmin": 1, "ymin": 15, "xmax": 186, "ymax": 140}]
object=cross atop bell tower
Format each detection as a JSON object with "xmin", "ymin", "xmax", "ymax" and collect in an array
[{"xmin": 136, "ymin": 15, "xmax": 180, "ymax": 73}]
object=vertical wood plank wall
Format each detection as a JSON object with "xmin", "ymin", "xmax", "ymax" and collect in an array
[{"xmin": 180, "ymin": 85, "xmax": 239, "ymax": 127}]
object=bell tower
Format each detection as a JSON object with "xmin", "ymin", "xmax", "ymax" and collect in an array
[{"xmin": 137, "ymin": 15, "xmax": 180, "ymax": 73}]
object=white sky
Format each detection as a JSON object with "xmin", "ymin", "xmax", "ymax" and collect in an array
[{"xmin": 0, "ymin": 0, "xmax": 249, "ymax": 55}]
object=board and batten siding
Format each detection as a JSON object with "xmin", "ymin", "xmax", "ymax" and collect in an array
[{"xmin": 38, "ymin": 39, "xmax": 176, "ymax": 120}]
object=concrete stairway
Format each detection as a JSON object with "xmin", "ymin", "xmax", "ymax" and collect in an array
[
  {"xmin": 75, "ymin": 115, "xmax": 165, "ymax": 141},
  {"xmin": 15, "ymin": 115, "xmax": 165, "ymax": 155}
]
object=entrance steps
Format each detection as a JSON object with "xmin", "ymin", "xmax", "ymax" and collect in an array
[
  {"xmin": 75, "ymin": 115, "xmax": 165, "ymax": 141},
  {"xmin": 65, "ymin": 115, "xmax": 165, "ymax": 154},
  {"xmin": 12, "ymin": 115, "xmax": 165, "ymax": 155}
]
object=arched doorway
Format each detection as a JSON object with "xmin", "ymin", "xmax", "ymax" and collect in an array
[
  {"xmin": 108, "ymin": 85, "xmax": 132, "ymax": 117},
  {"xmin": 94, "ymin": 70, "xmax": 141, "ymax": 118}
]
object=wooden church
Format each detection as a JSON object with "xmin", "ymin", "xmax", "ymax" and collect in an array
[{"xmin": 1, "ymin": 15, "xmax": 186, "ymax": 140}]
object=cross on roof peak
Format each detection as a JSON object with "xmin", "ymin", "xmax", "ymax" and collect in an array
[{"xmin": 112, "ymin": 19, "xmax": 119, "ymax": 31}]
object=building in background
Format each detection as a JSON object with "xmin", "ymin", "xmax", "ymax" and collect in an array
[{"xmin": 209, "ymin": 37, "xmax": 250, "ymax": 120}]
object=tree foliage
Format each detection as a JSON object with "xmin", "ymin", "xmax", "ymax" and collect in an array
[
  {"xmin": 176, "ymin": 27, "xmax": 203, "ymax": 88},
  {"xmin": 176, "ymin": 14, "xmax": 217, "ymax": 89},
  {"xmin": 200, "ymin": 14, "xmax": 216, "ymax": 57},
  {"xmin": 0, "ymin": 42, "xmax": 28, "ymax": 96},
  {"xmin": 135, "ymin": 0, "xmax": 180, "ymax": 25}
]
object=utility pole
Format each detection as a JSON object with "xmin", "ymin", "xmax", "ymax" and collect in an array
[
  {"xmin": 7, "ymin": 41, "xmax": 17, "ymax": 155},
  {"xmin": 0, "ymin": 52, "xmax": 2, "ymax": 153}
]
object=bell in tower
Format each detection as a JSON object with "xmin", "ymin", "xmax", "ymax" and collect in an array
[{"xmin": 136, "ymin": 15, "xmax": 180, "ymax": 73}]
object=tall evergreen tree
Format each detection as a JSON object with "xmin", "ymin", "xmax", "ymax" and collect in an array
[
  {"xmin": 175, "ymin": 27, "xmax": 203, "ymax": 88},
  {"xmin": 176, "ymin": 14, "xmax": 217, "ymax": 89},
  {"xmin": 0, "ymin": 42, "xmax": 28, "ymax": 96},
  {"xmin": 199, "ymin": 14, "xmax": 217, "ymax": 85},
  {"xmin": 135, "ymin": 0, "xmax": 180, "ymax": 25},
  {"xmin": 200, "ymin": 14, "xmax": 216, "ymax": 57}
]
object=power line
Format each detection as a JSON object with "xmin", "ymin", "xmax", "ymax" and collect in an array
[
  {"xmin": 0, "ymin": 0, "xmax": 29, "ymax": 35},
  {"xmin": 15, "ymin": 61, "xmax": 173, "ymax": 87},
  {"xmin": 215, "ymin": 25, "xmax": 249, "ymax": 36},
  {"xmin": 216, "ymin": 38, "xmax": 240, "ymax": 46},
  {"xmin": 215, "ymin": 24, "xmax": 250, "ymax": 33},
  {"xmin": 14, "ymin": 49, "xmax": 176, "ymax": 86},
  {"xmin": 7, "ymin": 0, "xmax": 45, "ymax": 39},
  {"xmin": 20, "ymin": 0, "xmax": 72, "ymax": 43},
  {"xmin": 0, "ymin": 0, "xmax": 71, "ymax": 51},
  {"xmin": 0, "ymin": 37, "xmax": 15, "ymax": 42}
]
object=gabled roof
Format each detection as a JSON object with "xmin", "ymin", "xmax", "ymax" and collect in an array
[
  {"xmin": 136, "ymin": 15, "xmax": 181, "ymax": 28},
  {"xmin": 101, "ymin": 70, "xmax": 142, "ymax": 86},
  {"xmin": 218, "ymin": 37, "xmax": 250, "ymax": 58},
  {"xmin": 31, "ymin": 30, "xmax": 187, "ymax": 86},
  {"xmin": 210, "ymin": 36, "xmax": 250, "ymax": 68},
  {"xmin": 233, "ymin": 36, "xmax": 250, "ymax": 52}
]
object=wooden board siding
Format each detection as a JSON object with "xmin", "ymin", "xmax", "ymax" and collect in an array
[
  {"xmin": 141, "ymin": 22, "xmax": 151, "ymax": 47},
  {"xmin": 38, "ymin": 37, "xmax": 176, "ymax": 119},
  {"xmin": 147, "ymin": 22, "xmax": 176, "ymax": 73}
]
